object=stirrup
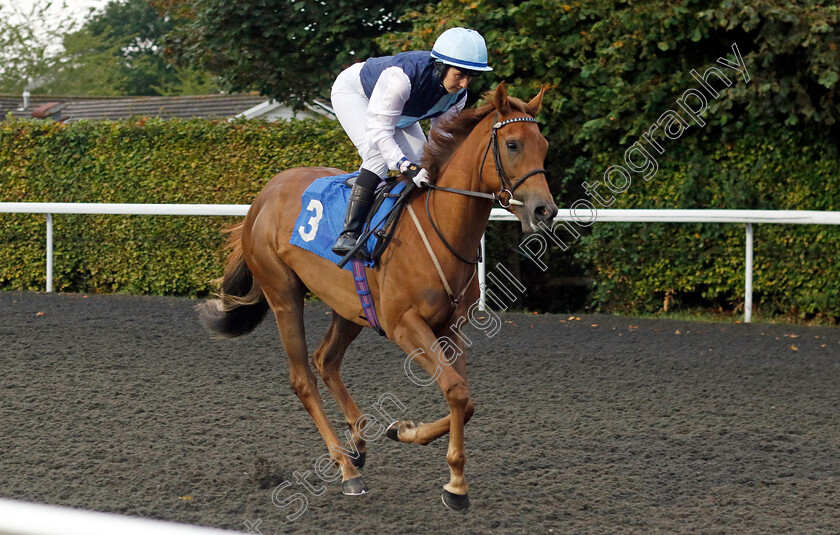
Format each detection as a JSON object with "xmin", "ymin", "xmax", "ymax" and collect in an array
[{"xmin": 332, "ymin": 232, "xmax": 369, "ymax": 259}]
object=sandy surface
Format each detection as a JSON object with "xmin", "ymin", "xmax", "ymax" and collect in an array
[{"xmin": 1, "ymin": 291, "xmax": 838, "ymax": 534}]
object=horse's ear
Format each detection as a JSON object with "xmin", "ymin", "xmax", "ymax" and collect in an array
[
  {"xmin": 528, "ymin": 85, "xmax": 546, "ymax": 115},
  {"xmin": 493, "ymin": 81, "xmax": 510, "ymax": 112}
]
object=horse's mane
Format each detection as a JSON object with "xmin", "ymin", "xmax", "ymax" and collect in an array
[{"xmin": 422, "ymin": 88, "xmax": 537, "ymax": 180}]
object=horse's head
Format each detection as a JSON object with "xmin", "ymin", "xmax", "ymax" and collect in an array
[{"xmin": 478, "ymin": 83, "xmax": 558, "ymax": 233}]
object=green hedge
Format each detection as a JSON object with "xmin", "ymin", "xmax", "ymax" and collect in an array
[
  {"xmin": 575, "ymin": 127, "xmax": 840, "ymax": 321},
  {"xmin": 0, "ymin": 117, "xmax": 359, "ymax": 295},
  {"xmin": 2, "ymin": 116, "xmax": 839, "ymax": 321}
]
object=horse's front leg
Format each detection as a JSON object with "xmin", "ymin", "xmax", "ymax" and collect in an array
[
  {"xmin": 385, "ymin": 327, "xmax": 474, "ymax": 445},
  {"xmin": 391, "ymin": 309, "xmax": 472, "ymax": 510}
]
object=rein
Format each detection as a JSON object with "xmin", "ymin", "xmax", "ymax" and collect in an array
[{"xmin": 423, "ymin": 111, "xmax": 547, "ymax": 265}]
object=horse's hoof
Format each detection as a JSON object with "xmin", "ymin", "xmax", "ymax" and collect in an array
[
  {"xmin": 441, "ymin": 489, "xmax": 470, "ymax": 511},
  {"xmin": 386, "ymin": 420, "xmax": 416, "ymax": 442},
  {"xmin": 342, "ymin": 476, "xmax": 369, "ymax": 496},
  {"xmin": 351, "ymin": 451, "xmax": 366, "ymax": 469},
  {"xmin": 385, "ymin": 421, "xmax": 401, "ymax": 442}
]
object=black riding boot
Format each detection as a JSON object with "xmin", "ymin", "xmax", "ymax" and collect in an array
[{"xmin": 331, "ymin": 169, "xmax": 379, "ymax": 257}]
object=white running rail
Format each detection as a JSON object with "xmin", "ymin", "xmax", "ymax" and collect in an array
[
  {"xmin": 2, "ymin": 203, "xmax": 839, "ymax": 323},
  {"xmin": 0, "ymin": 498, "xmax": 241, "ymax": 535}
]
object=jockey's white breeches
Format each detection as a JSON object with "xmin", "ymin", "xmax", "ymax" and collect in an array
[{"xmin": 330, "ymin": 62, "xmax": 426, "ymax": 179}]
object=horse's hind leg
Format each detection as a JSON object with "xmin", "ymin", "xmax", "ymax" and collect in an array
[
  {"xmin": 260, "ymin": 269, "xmax": 368, "ymax": 496},
  {"xmin": 311, "ymin": 312, "xmax": 367, "ymax": 467}
]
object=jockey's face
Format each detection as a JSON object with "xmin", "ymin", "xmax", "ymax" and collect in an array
[{"xmin": 442, "ymin": 67, "xmax": 473, "ymax": 93}]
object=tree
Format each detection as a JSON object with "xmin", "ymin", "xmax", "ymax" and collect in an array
[
  {"xmin": 380, "ymin": 0, "xmax": 840, "ymax": 155},
  {"xmin": 42, "ymin": 0, "xmax": 219, "ymax": 96},
  {"xmin": 41, "ymin": 27, "xmax": 127, "ymax": 96},
  {"xmin": 158, "ymin": 0, "xmax": 430, "ymax": 106},
  {"xmin": 0, "ymin": 0, "xmax": 219, "ymax": 97},
  {"xmin": 0, "ymin": 0, "xmax": 79, "ymax": 93}
]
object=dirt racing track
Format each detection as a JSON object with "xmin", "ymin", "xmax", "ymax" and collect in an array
[{"xmin": 1, "ymin": 291, "xmax": 838, "ymax": 534}]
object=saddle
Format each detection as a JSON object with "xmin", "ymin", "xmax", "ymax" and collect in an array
[
  {"xmin": 288, "ymin": 172, "xmax": 412, "ymax": 272},
  {"xmin": 350, "ymin": 174, "xmax": 410, "ymax": 265}
]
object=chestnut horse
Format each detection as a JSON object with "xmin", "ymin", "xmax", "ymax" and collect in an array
[{"xmin": 198, "ymin": 83, "xmax": 558, "ymax": 510}]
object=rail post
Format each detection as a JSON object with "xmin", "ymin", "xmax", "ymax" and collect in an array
[
  {"xmin": 46, "ymin": 213, "xmax": 53, "ymax": 293},
  {"xmin": 478, "ymin": 234, "xmax": 486, "ymax": 311},
  {"xmin": 745, "ymin": 223, "xmax": 753, "ymax": 323}
]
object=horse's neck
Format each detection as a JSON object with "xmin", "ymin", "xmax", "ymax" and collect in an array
[{"xmin": 427, "ymin": 142, "xmax": 493, "ymax": 257}]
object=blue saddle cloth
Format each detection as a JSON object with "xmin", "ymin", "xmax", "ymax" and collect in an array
[{"xmin": 289, "ymin": 172, "xmax": 406, "ymax": 272}]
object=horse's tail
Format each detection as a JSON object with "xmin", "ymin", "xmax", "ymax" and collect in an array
[{"xmin": 197, "ymin": 222, "xmax": 269, "ymax": 338}]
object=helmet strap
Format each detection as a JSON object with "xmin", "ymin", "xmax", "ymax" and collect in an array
[{"xmin": 433, "ymin": 60, "xmax": 449, "ymax": 81}]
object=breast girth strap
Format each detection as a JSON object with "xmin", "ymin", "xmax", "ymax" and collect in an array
[{"xmin": 406, "ymin": 204, "xmax": 477, "ymax": 307}]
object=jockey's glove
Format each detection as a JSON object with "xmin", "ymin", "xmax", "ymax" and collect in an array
[{"xmin": 399, "ymin": 158, "xmax": 430, "ymax": 188}]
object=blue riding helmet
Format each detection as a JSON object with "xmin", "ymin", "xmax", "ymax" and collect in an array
[{"xmin": 431, "ymin": 27, "xmax": 493, "ymax": 74}]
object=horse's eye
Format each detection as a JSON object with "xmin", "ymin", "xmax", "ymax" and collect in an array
[{"xmin": 506, "ymin": 141, "xmax": 518, "ymax": 152}]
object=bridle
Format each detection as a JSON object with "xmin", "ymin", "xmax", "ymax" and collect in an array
[
  {"xmin": 424, "ymin": 111, "xmax": 547, "ymax": 264},
  {"xmin": 481, "ymin": 113, "xmax": 547, "ymax": 208}
]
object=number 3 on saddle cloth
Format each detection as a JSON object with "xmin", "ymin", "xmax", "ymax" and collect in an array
[{"xmin": 289, "ymin": 171, "xmax": 408, "ymax": 336}]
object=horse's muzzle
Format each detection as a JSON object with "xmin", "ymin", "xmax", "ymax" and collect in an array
[
  {"xmin": 533, "ymin": 202, "xmax": 558, "ymax": 224},
  {"xmin": 515, "ymin": 196, "xmax": 559, "ymax": 233}
]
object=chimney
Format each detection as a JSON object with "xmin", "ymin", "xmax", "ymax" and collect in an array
[
  {"xmin": 32, "ymin": 102, "xmax": 68, "ymax": 120},
  {"xmin": 21, "ymin": 90, "xmax": 31, "ymax": 111}
]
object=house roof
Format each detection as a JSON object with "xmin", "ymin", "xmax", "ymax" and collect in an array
[{"xmin": 0, "ymin": 93, "xmax": 274, "ymax": 122}]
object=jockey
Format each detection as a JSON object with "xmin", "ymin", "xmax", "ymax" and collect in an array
[{"xmin": 330, "ymin": 27, "xmax": 492, "ymax": 257}]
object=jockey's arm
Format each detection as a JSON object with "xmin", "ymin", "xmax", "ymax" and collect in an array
[{"xmin": 366, "ymin": 67, "xmax": 412, "ymax": 172}]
